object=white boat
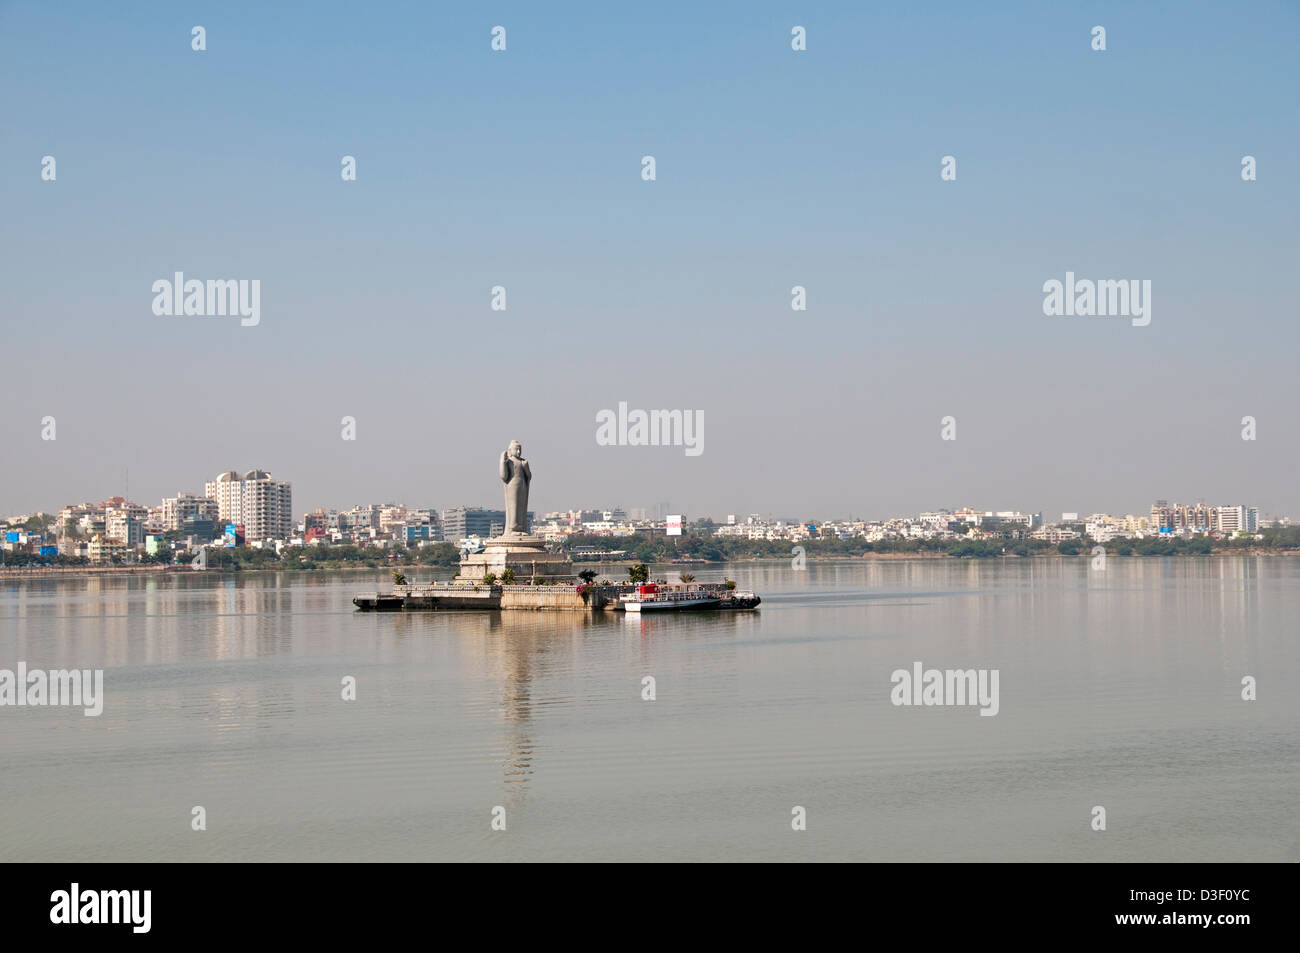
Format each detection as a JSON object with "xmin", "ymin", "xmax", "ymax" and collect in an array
[{"xmin": 620, "ymin": 583, "xmax": 721, "ymax": 612}]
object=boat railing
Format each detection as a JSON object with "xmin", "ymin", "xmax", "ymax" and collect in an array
[{"xmin": 621, "ymin": 586, "xmax": 720, "ymax": 603}]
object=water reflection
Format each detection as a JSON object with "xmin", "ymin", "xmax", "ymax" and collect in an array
[{"xmin": 0, "ymin": 558, "xmax": 1294, "ymax": 861}]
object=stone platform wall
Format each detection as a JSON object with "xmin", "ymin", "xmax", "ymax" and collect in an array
[
  {"xmin": 500, "ymin": 587, "xmax": 590, "ymax": 610},
  {"xmin": 359, "ymin": 584, "xmax": 620, "ymax": 612}
]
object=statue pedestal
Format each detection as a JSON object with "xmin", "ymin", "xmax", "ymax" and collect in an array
[{"xmin": 455, "ymin": 534, "xmax": 575, "ymax": 584}]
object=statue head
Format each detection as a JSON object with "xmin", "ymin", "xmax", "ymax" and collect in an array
[{"xmin": 507, "ymin": 440, "xmax": 522, "ymax": 459}]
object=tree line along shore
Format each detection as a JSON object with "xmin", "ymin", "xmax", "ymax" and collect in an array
[{"xmin": 3, "ymin": 528, "xmax": 1300, "ymax": 576}]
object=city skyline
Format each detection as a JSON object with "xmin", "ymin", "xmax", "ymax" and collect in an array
[
  {"xmin": 9, "ymin": 476, "xmax": 1294, "ymax": 528},
  {"xmin": 9, "ymin": 485, "xmax": 1280, "ymax": 568},
  {"xmin": 12, "ymin": 474, "xmax": 1284, "ymax": 535}
]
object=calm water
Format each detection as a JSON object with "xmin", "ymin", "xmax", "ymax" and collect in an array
[{"xmin": 2, "ymin": 558, "xmax": 1297, "ymax": 862}]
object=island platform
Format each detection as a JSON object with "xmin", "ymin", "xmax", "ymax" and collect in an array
[{"xmin": 352, "ymin": 582, "xmax": 760, "ymax": 613}]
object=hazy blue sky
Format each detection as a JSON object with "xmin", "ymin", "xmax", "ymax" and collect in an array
[{"xmin": 3, "ymin": 1, "xmax": 1297, "ymax": 522}]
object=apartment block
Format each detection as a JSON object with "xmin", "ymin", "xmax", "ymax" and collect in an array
[{"xmin": 204, "ymin": 470, "xmax": 293, "ymax": 542}]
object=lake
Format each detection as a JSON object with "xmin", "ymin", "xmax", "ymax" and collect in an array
[{"xmin": 2, "ymin": 557, "xmax": 1297, "ymax": 861}]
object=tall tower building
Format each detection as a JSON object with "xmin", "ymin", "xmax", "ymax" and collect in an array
[{"xmin": 204, "ymin": 469, "xmax": 293, "ymax": 542}]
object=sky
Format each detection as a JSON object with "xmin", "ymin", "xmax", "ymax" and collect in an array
[{"xmin": 2, "ymin": 1, "xmax": 1297, "ymax": 523}]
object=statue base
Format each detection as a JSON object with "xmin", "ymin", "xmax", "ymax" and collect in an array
[{"xmin": 454, "ymin": 534, "xmax": 575, "ymax": 584}]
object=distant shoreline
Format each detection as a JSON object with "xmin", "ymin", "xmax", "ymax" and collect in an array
[
  {"xmin": 2, "ymin": 549, "xmax": 1296, "ymax": 581},
  {"xmin": 0, "ymin": 564, "xmax": 392, "ymax": 580}
]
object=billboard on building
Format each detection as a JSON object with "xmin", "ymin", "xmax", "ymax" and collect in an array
[
  {"xmin": 666, "ymin": 515, "xmax": 683, "ymax": 536},
  {"xmin": 224, "ymin": 523, "xmax": 244, "ymax": 547}
]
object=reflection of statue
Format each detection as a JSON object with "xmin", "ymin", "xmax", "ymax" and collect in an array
[{"xmin": 499, "ymin": 440, "xmax": 531, "ymax": 535}]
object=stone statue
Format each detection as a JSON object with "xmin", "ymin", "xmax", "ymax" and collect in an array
[
  {"xmin": 453, "ymin": 440, "xmax": 570, "ymax": 583},
  {"xmin": 499, "ymin": 440, "xmax": 531, "ymax": 535}
]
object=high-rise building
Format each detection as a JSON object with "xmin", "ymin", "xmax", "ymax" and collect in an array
[
  {"xmin": 378, "ymin": 505, "xmax": 409, "ymax": 533},
  {"xmin": 204, "ymin": 470, "xmax": 292, "ymax": 542},
  {"xmin": 161, "ymin": 492, "xmax": 219, "ymax": 530},
  {"xmin": 105, "ymin": 508, "xmax": 143, "ymax": 545},
  {"xmin": 439, "ymin": 506, "xmax": 525, "ymax": 542},
  {"xmin": 1215, "ymin": 505, "xmax": 1259, "ymax": 535}
]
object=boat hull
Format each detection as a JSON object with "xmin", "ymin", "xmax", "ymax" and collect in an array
[{"xmin": 623, "ymin": 598, "xmax": 721, "ymax": 612}]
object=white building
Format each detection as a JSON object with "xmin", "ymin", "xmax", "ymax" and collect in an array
[
  {"xmin": 918, "ymin": 510, "xmax": 953, "ymax": 526},
  {"xmin": 379, "ymin": 504, "xmax": 409, "ymax": 532},
  {"xmin": 161, "ymin": 492, "xmax": 219, "ymax": 530},
  {"xmin": 204, "ymin": 470, "xmax": 293, "ymax": 542},
  {"xmin": 1085, "ymin": 515, "xmax": 1130, "ymax": 542},
  {"xmin": 1215, "ymin": 505, "xmax": 1259, "ymax": 535},
  {"xmin": 1031, "ymin": 525, "xmax": 1081, "ymax": 543},
  {"xmin": 105, "ymin": 509, "xmax": 143, "ymax": 545}
]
